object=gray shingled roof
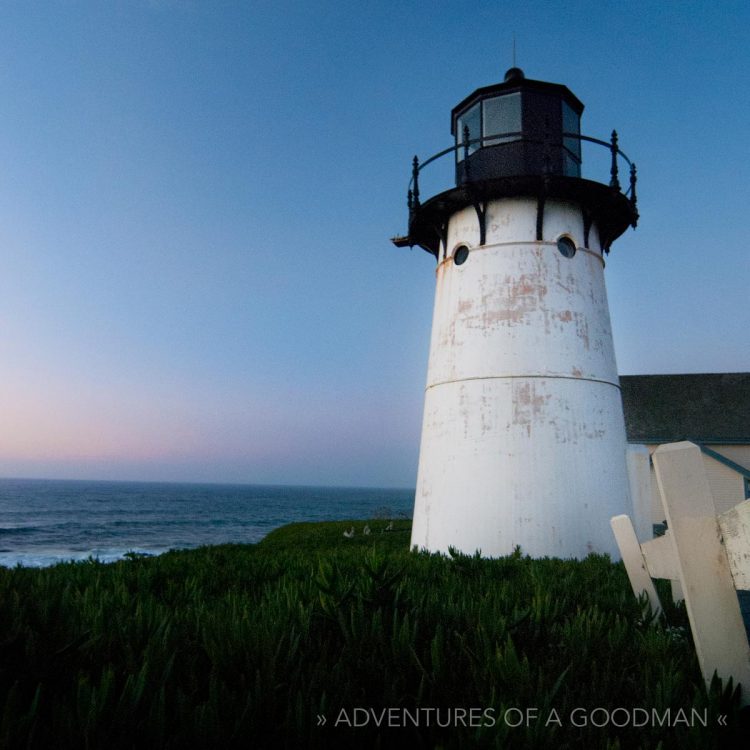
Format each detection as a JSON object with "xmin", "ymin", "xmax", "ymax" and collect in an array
[{"xmin": 619, "ymin": 373, "xmax": 750, "ymax": 443}]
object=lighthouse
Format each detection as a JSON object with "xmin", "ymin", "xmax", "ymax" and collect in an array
[{"xmin": 393, "ymin": 68, "xmax": 639, "ymax": 559}]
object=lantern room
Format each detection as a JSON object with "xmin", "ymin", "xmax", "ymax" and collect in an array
[
  {"xmin": 452, "ymin": 66, "xmax": 583, "ymax": 184},
  {"xmin": 392, "ymin": 67, "xmax": 638, "ymax": 258}
]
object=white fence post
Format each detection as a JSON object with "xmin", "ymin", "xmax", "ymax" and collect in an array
[
  {"xmin": 652, "ymin": 442, "xmax": 750, "ymax": 700},
  {"xmin": 626, "ymin": 443, "xmax": 653, "ymax": 543},
  {"xmin": 610, "ymin": 514, "xmax": 662, "ymax": 616}
]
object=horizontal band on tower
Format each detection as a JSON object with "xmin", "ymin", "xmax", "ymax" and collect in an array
[{"xmin": 425, "ymin": 373, "xmax": 622, "ymax": 392}]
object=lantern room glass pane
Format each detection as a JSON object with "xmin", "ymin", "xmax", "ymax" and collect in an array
[
  {"xmin": 562, "ymin": 100, "xmax": 581, "ymax": 160},
  {"xmin": 483, "ymin": 93, "xmax": 521, "ymax": 146},
  {"xmin": 563, "ymin": 151, "xmax": 581, "ymax": 178},
  {"xmin": 456, "ymin": 103, "xmax": 480, "ymax": 163}
]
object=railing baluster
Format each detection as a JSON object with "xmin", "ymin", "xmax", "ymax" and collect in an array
[
  {"xmin": 610, "ymin": 130, "xmax": 621, "ymax": 191},
  {"xmin": 412, "ymin": 155, "xmax": 420, "ymax": 208},
  {"xmin": 461, "ymin": 125, "xmax": 471, "ymax": 184},
  {"xmin": 629, "ymin": 163, "xmax": 639, "ymax": 226}
]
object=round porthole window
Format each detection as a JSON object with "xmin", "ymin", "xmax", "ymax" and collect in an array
[
  {"xmin": 453, "ymin": 245, "xmax": 469, "ymax": 266},
  {"xmin": 557, "ymin": 236, "xmax": 577, "ymax": 258}
]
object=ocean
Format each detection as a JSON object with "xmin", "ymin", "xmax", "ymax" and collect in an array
[{"xmin": 0, "ymin": 478, "xmax": 414, "ymax": 568}]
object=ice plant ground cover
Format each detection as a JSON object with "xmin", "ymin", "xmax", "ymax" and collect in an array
[{"xmin": 0, "ymin": 519, "xmax": 746, "ymax": 748}]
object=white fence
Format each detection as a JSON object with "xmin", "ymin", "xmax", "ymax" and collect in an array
[{"xmin": 611, "ymin": 441, "xmax": 750, "ymax": 706}]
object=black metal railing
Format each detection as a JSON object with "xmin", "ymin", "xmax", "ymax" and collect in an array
[{"xmin": 407, "ymin": 129, "xmax": 637, "ymax": 219}]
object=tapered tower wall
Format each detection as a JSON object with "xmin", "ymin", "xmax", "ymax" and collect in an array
[{"xmin": 410, "ymin": 198, "xmax": 631, "ymax": 559}]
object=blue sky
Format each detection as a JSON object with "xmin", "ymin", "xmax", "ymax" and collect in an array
[{"xmin": 0, "ymin": 1, "xmax": 747, "ymax": 486}]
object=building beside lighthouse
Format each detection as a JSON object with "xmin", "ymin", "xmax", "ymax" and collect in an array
[{"xmin": 393, "ymin": 68, "xmax": 639, "ymax": 559}]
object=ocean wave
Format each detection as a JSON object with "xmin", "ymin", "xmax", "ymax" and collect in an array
[
  {"xmin": 0, "ymin": 546, "xmax": 182, "ymax": 569},
  {"xmin": 0, "ymin": 521, "xmax": 91, "ymax": 535}
]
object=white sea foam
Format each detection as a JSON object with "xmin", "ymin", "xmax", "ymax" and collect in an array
[{"xmin": 0, "ymin": 547, "xmax": 173, "ymax": 568}]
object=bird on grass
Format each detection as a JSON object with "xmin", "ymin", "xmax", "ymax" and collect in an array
[{"xmin": 343, "ymin": 527, "xmax": 355, "ymax": 538}]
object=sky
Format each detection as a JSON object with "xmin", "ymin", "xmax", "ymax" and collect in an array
[{"xmin": 0, "ymin": 0, "xmax": 748, "ymax": 487}]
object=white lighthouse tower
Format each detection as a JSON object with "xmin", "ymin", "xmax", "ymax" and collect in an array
[{"xmin": 393, "ymin": 68, "xmax": 639, "ymax": 559}]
